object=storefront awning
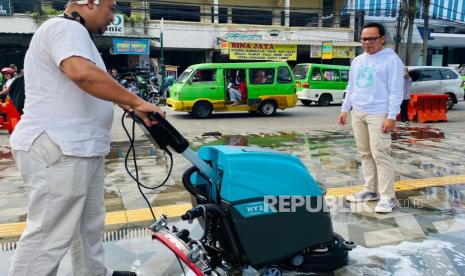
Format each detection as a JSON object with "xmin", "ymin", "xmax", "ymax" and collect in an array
[{"xmin": 429, "ymin": 33, "xmax": 465, "ymax": 48}]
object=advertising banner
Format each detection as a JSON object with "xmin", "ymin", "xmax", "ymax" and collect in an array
[
  {"xmin": 310, "ymin": 45, "xmax": 322, "ymax": 58},
  {"xmin": 332, "ymin": 46, "xmax": 356, "ymax": 59},
  {"xmin": 321, "ymin": 41, "xmax": 333, "ymax": 59},
  {"xmin": 229, "ymin": 42, "xmax": 297, "ymax": 61},
  {"xmin": 113, "ymin": 38, "xmax": 150, "ymax": 55},
  {"xmin": 220, "ymin": 42, "xmax": 229, "ymax": 54},
  {"xmin": 105, "ymin": 14, "xmax": 124, "ymax": 36},
  {"xmin": 310, "ymin": 45, "xmax": 355, "ymax": 59}
]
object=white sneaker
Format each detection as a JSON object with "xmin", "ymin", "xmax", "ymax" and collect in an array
[
  {"xmin": 375, "ymin": 197, "xmax": 395, "ymax": 213},
  {"xmin": 346, "ymin": 191, "xmax": 379, "ymax": 202}
]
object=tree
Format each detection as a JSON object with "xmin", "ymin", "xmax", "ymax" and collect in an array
[
  {"xmin": 405, "ymin": 0, "xmax": 417, "ymax": 65},
  {"xmin": 422, "ymin": 0, "xmax": 430, "ymax": 65}
]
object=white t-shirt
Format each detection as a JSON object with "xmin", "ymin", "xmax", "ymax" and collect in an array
[
  {"xmin": 10, "ymin": 17, "xmax": 114, "ymax": 157},
  {"xmin": 4, "ymin": 77, "xmax": 15, "ymax": 89}
]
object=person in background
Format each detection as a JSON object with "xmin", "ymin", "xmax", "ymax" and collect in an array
[
  {"xmin": 400, "ymin": 67, "xmax": 412, "ymax": 127},
  {"xmin": 0, "ymin": 67, "xmax": 16, "ymax": 103},
  {"xmin": 10, "ymin": 64, "xmax": 18, "ymax": 76},
  {"xmin": 337, "ymin": 22, "xmax": 404, "ymax": 213},
  {"xmin": 228, "ymin": 78, "xmax": 242, "ymax": 105},
  {"xmin": 110, "ymin": 67, "xmax": 121, "ymax": 81}
]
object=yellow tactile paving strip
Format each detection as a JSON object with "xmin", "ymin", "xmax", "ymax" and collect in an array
[{"xmin": 1, "ymin": 175, "xmax": 465, "ymax": 239}]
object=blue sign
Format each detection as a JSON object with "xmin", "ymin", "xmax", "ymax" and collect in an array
[{"xmin": 113, "ymin": 38, "xmax": 150, "ymax": 55}]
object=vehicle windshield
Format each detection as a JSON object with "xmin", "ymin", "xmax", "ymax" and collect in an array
[
  {"xmin": 176, "ymin": 68, "xmax": 194, "ymax": 84},
  {"xmin": 293, "ymin": 65, "xmax": 310, "ymax": 80}
]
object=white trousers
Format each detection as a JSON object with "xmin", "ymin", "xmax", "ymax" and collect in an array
[
  {"xmin": 351, "ymin": 110, "xmax": 395, "ymax": 199},
  {"xmin": 9, "ymin": 133, "xmax": 112, "ymax": 276}
]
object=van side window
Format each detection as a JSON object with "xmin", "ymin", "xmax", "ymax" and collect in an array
[
  {"xmin": 440, "ymin": 69, "xmax": 458, "ymax": 80},
  {"xmin": 192, "ymin": 69, "xmax": 216, "ymax": 82},
  {"xmin": 251, "ymin": 69, "xmax": 274, "ymax": 85},
  {"xmin": 311, "ymin": 68, "xmax": 322, "ymax": 80},
  {"xmin": 277, "ymin": 67, "xmax": 292, "ymax": 83},
  {"xmin": 420, "ymin": 69, "xmax": 442, "ymax": 81},
  {"xmin": 322, "ymin": 69, "xmax": 339, "ymax": 81},
  {"xmin": 340, "ymin": 70, "xmax": 349, "ymax": 81}
]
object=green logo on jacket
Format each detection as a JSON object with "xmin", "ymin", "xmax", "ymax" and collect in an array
[{"xmin": 355, "ymin": 66, "xmax": 376, "ymax": 89}]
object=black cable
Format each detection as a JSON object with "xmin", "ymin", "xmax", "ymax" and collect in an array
[
  {"xmin": 176, "ymin": 256, "xmax": 187, "ymax": 276},
  {"xmin": 121, "ymin": 110, "xmax": 174, "ymax": 220}
]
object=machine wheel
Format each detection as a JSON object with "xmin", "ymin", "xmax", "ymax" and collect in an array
[
  {"xmin": 192, "ymin": 101, "xmax": 213, "ymax": 119},
  {"xmin": 281, "ymin": 233, "xmax": 352, "ymax": 273},
  {"xmin": 258, "ymin": 100, "xmax": 277, "ymax": 116},
  {"xmin": 446, "ymin": 93, "xmax": 455, "ymax": 110},
  {"xmin": 301, "ymin": 99, "xmax": 312, "ymax": 106},
  {"xmin": 259, "ymin": 266, "xmax": 282, "ymax": 276},
  {"xmin": 318, "ymin": 94, "xmax": 332, "ymax": 106}
]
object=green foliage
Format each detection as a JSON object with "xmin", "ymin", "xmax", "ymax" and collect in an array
[
  {"xmin": 30, "ymin": 8, "xmax": 63, "ymax": 24},
  {"xmin": 124, "ymin": 14, "xmax": 145, "ymax": 24}
]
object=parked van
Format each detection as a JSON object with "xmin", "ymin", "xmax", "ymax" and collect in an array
[
  {"xmin": 166, "ymin": 62, "xmax": 297, "ymax": 118},
  {"xmin": 293, "ymin": 63, "xmax": 350, "ymax": 106},
  {"xmin": 408, "ymin": 66, "xmax": 464, "ymax": 110}
]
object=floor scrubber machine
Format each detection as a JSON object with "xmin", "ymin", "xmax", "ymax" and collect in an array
[{"xmin": 131, "ymin": 113, "xmax": 355, "ymax": 275}]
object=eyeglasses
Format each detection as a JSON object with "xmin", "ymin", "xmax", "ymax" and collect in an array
[{"xmin": 360, "ymin": 36, "xmax": 381, "ymax": 43}]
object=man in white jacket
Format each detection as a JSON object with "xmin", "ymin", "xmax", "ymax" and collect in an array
[{"xmin": 337, "ymin": 22, "xmax": 404, "ymax": 213}]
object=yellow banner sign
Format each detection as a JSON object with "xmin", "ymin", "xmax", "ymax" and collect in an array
[
  {"xmin": 229, "ymin": 42, "xmax": 297, "ymax": 61},
  {"xmin": 310, "ymin": 46, "xmax": 355, "ymax": 59},
  {"xmin": 332, "ymin": 46, "xmax": 356, "ymax": 59}
]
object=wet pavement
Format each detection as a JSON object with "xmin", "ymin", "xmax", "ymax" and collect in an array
[{"xmin": 1, "ymin": 113, "xmax": 465, "ymax": 274}]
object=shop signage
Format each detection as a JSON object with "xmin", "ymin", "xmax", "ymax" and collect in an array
[
  {"xmin": 321, "ymin": 41, "xmax": 333, "ymax": 59},
  {"xmin": 229, "ymin": 42, "xmax": 297, "ymax": 61},
  {"xmin": 0, "ymin": 0, "xmax": 12, "ymax": 15},
  {"xmin": 106, "ymin": 14, "xmax": 124, "ymax": 36},
  {"xmin": 311, "ymin": 45, "xmax": 355, "ymax": 59},
  {"xmin": 310, "ymin": 45, "xmax": 322, "ymax": 58},
  {"xmin": 220, "ymin": 42, "xmax": 229, "ymax": 54},
  {"xmin": 113, "ymin": 38, "xmax": 150, "ymax": 55},
  {"xmin": 332, "ymin": 46, "xmax": 356, "ymax": 59}
]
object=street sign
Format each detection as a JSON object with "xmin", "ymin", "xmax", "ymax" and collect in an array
[{"xmin": 105, "ymin": 14, "xmax": 124, "ymax": 36}]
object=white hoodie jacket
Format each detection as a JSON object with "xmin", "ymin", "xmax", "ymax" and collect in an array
[{"xmin": 341, "ymin": 48, "xmax": 404, "ymax": 120}]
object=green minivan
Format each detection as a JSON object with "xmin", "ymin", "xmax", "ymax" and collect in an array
[
  {"xmin": 166, "ymin": 62, "xmax": 297, "ymax": 118},
  {"xmin": 293, "ymin": 63, "xmax": 350, "ymax": 106}
]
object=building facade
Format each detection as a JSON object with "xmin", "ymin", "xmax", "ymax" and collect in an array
[
  {"xmin": 344, "ymin": 0, "xmax": 465, "ymax": 66},
  {"xmin": 0, "ymin": 0, "xmax": 358, "ymax": 73}
]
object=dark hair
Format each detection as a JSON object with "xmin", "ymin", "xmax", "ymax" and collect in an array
[{"xmin": 361, "ymin": 22, "xmax": 386, "ymax": 37}]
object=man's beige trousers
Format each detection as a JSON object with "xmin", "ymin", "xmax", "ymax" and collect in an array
[{"xmin": 351, "ymin": 110, "xmax": 395, "ymax": 199}]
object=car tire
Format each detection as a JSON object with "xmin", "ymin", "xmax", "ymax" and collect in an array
[
  {"xmin": 258, "ymin": 100, "xmax": 277, "ymax": 116},
  {"xmin": 192, "ymin": 101, "xmax": 213, "ymax": 119},
  {"xmin": 318, "ymin": 94, "xmax": 332, "ymax": 106},
  {"xmin": 446, "ymin": 93, "xmax": 456, "ymax": 110}
]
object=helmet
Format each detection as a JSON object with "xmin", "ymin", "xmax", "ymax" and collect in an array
[
  {"xmin": 1, "ymin": 68, "xmax": 15, "ymax": 74},
  {"xmin": 166, "ymin": 75, "xmax": 174, "ymax": 82}
]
